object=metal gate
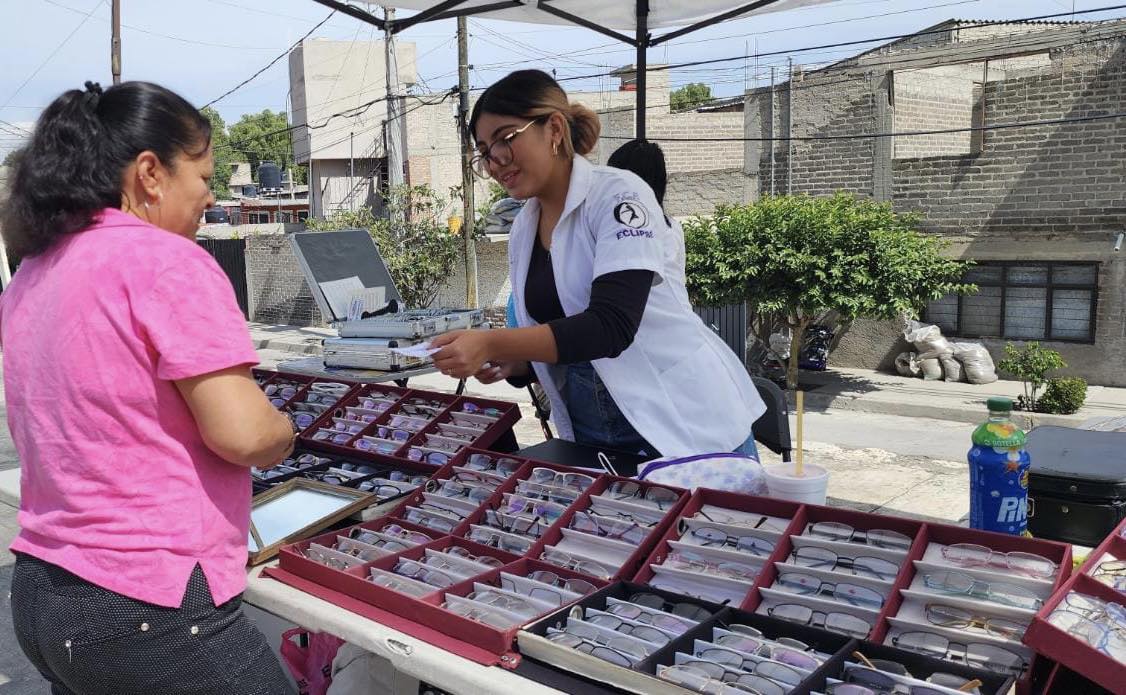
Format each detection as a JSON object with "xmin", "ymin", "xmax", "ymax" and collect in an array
[
  {"xmin": 694, "ymin": 303, "xmax": 748, "ymax": 363},
  {"xmin": 198, "ymin": 238, "xmax": 249, "ymax": 318}
]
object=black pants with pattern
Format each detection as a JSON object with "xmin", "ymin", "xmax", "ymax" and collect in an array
[{"xmin": 10, "ymin": 551, "xmax": 295, "ymax": 695}]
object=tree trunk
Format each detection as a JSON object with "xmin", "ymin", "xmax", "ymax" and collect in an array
[{"xmin": 787, "ymin": 317, "xmax": 810, "ymax": 390}]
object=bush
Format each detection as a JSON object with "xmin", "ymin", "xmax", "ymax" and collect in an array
[{"xmin": 1038, "ymin": 377, "xmax": 1088, "ymax": 414}]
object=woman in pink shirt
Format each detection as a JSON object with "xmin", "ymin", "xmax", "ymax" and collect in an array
[{"xmin": 2, "ymin": 81, "xmax": 297, "ymax": 694}]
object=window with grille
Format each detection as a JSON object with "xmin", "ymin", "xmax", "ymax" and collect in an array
[{"xmin": 925, "ymin": 262, "xmax": 1098, "ymax": 343}]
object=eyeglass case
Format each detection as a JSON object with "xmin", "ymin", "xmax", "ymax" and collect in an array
[{"xmin": 1025, "ymin": 425, "xmax": 1126, "ymax": 546}]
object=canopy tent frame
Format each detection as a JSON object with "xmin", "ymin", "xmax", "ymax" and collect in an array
[{"xmin": 310, "ymin": 0, "xmax": 795, "ymax": 138}]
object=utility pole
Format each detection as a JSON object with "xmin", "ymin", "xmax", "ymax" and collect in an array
[
  {"xmin": 786, "ymin": 58, "xmax": 793, "ymax": 196},
  {"xmin": 457, "ymin": 16, "xmax": 478, "ymax": 308},
  {"xmin": 383, "ymin": 7, "xmax": 404, "ymax": 189},
  {"xmin": 349, "ymin": 131, "xmax": 355, "ymax": 212},
  {"xmin": 111, "ymin": 0, "xmax": 121, "ymax": 84}
]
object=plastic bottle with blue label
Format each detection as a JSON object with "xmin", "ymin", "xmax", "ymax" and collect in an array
[{"xmin": 968, "ymin": 397, "xmax": 1031, "ymax": 535}]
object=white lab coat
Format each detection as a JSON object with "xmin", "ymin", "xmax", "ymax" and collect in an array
[{"xmin": 509, "ymin": 156, "xmax": 765, "ymax": 457}]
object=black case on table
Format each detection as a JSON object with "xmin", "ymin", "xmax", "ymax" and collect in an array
[{"xmin": 1026, "ymin": 425, "xmax": 1126, "ymax": 546}]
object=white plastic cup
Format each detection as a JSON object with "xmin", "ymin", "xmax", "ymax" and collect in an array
[{"xmin": 764, "ymin": 462, "xmax": 829, "ymax": 505}]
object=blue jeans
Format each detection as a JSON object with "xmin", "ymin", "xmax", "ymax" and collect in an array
[{"xmin": 563, "ymin": 362, "xmax": 761, "ymax": 460}]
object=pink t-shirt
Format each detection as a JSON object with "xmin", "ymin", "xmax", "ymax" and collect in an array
[{"xmin": 1, "ymin": 208, "xmax": 260, "ymax": 607}]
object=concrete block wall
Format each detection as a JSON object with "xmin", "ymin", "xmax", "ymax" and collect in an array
[
  {"xmin": 431, "ymin": 240, "xmax": 511, "ymax": 310},
  {"xmin": 665, "ymin": 169, "xmax": 747, "ymax": 218},
  {"xmin": 892, "ymin": 69, "xmax": 977, "ymax": 159},
  {"xmin": 245, "ymin": 234, "xmax": 324, "ymax": 327}
]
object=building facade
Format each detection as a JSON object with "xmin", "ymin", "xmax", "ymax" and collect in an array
[{"xmin": 742, "ymin": 19, "xmax": 1126, "ymax": 386}]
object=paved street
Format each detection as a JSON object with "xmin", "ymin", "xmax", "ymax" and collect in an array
[{"xmin": 0, "ymin": 349, "xmax": 978, "ymax": 692}]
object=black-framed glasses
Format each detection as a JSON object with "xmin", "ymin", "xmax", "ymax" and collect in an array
[
  {"xmin": 695, "ymin": 645, "xmax": 805, "ymax": 686},
  {"xmin": 891, "ymin": 630, "xmax": 1027, "ymax": 675},
  {"xmin": 466, "ymin": 453, "xmax": 521, "ymax": 476},
  {"xmin": 807, "ymin": 522, "xmax": 913, "ymax": 550},
  {"xmin": 628, "ymin": 592, "xmax": 712, "ymax": 622},
  {"xmin": 545, "ymin": 629, "xmax": 644, "ymax": 667},
  {"xmin": 791, "ymin": 546, "xmax": 899, "ymax": 581},
  {"xmin": 607, "ymin": 480, "xmax": 679, "ymax": 509},
  {"xmin": 576, "ymin": 613, "xmax": 671, "ymax": 645},
  {"xmin": 691, "ymin": 526, "xmax": 776, "ymax": 556}
]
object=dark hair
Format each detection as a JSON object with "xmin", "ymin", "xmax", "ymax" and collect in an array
[
  {"xmin": 1, "ymin": 81, "xmax": 211, "ymax": 260},
  {"xmin": 607, "ymin": 139, "xmax": 667, "ymax": 206},
  {"xmin": 468, "ymin": 70, "xmax": 600, "ymax": 158}
]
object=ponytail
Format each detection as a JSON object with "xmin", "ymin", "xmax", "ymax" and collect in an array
[{"xmin": 2, "ymin": 81, "xmax": 210, "ymax": 261}]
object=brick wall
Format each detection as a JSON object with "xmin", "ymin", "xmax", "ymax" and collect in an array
[
  {"xmin": 245, "ymin": 234, "xmax": 324, "ymax": 327},
  {"xmin": 665, "ymin": 169, "xmax": 747, "ymax": 218},
  {"xmin": 893, "ymin": 68, "xmax": 977, "ymax": 159}
]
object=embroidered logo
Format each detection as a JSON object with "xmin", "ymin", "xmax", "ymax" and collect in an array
[{"xmin": 613, "ymin": 201, "xmax": 648, "ymax": 229}]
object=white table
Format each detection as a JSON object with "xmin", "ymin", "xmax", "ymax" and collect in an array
[{"xmin": 244, "ymin": 564, "xmax": 567, "ymax": 695}]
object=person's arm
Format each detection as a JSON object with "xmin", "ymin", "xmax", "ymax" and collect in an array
[
  {"xmin": 547, "ymin": 269, "xmax": 652, "ymax": 363},
  {"xmin": 176, "ymin": 367, "xmax": 296, "ymax": 469}
]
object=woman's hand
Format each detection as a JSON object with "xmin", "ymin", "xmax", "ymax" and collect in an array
[
  {"xmin": 475, "ymin": 360, "xmax": 529, "ymax": 385},
  {"xmin": 431, "ymin": 329, "xmax": 494, "ymax": 378}
]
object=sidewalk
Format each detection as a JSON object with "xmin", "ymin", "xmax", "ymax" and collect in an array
[{"xmin": 250, "ymin": 323, "xmax": 1126, "ymax": 428}]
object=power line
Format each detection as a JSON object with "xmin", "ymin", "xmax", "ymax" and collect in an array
[
  {"xmin": 599, "ymin": 110, "xmax": 1126, "ymax": 143},
  {"xmin": 551, "ymin": 4, "xmax": 1126, "ymax": 85},
  {"xmin": 204, "ymin": 10, "xmax": 336, "ymax": 108},
  {"xmin": 2, "ymin": 0, "xmax": 105, "ymax": 111}
]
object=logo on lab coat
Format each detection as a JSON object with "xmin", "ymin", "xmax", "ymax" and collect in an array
[{"xmin": 613, "ymin": 201, "xmax": 649, "ymax": 229}]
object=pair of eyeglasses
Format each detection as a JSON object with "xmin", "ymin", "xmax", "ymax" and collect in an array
[
  {"xmin": 394, "ymin": 559, "xmax": 455, "ymax": 588},
  {"xmin": 483, "ymin": 509, "xmax": 547, "ymax": 537},
  {"xmin": 370, "ymin": 571, "xmax": 433, "ymax": 597},
  {"xmin": 329, "ymin": 418, "xmax": 366, "ymax": 435},
  {"xmin": 291, "ymin": 410, "xmax": 319, "ymax": 429},
  {"xmin": 354, "ymin": 437, "xmax": 400, "ymax": 455},
  {"xmin": 807, "ymin": 521, "xmax": 913, "ymax": 550},
  {"xmin": 767, "ymin": 603, "xmax": 871, "ymax": 638},
  {"xmin": 358, "ymin": 397, "xmax": 394, "ymax": 412},
  {"xmin": 311, "ymin": 429, "xmax": 353, "ymax": 445},
  {"xmin": 357, "ymin": 524, "xmax": 433, "ymax": 546},
  {"xmin": 388, "ymin": 414, "xmax": 429, "ymax": 431},
  {"xmin": 605, "ymin": 601, "xmax": 697, "ymax": 632},
  {"xmin": 1094, "ymin": 559, "xmax": 1126, "ymax": 591},
  {"xmin": 628, "ymin": 592, "xmax": 711, "ymax": 622},
  {"xmin": 695, "ymin": 509, "xmax": 787, "ymax": 532},
  {"xmin": 940, "ymin": 543, "xmax": 1057, "ymax": 579},
  {"xmin": 466, "ymin": 453, "xmax": 521, "ymax": 476},
  {"xmin": 694, "ymin": 645, "xmax": 804, "ymax": 686},
  {"xmin": 449, "ymin": 414, "xmax": 489, "ymax": 431},
  {"xmin": 1048, "ymin": 605, "xmax": 1126, "ymax": 660},
  {"xmin": 691, "ymin": 526, "xmax": 776, "ymax": 556},
  {"xmin": 924, "ymin": 602, "xmax": 1028, "ymax": 640},
  {"xmin": 337, "ymin": 462, "xmax": 379, "ymax": 475},
  {"xmin": 376, "ymin": 426, "xmax": 412, "ymax": 442},
  {"xmin": 437, "ymin": 546, "xmax": 504, "ymax": 568},
  {"xmin": 467, "ymin": 590, "xmax": 541, "ymax": 616},
  {"xmin": 528, "ymin": 467, "xmax": 595, "ymax": 491},
  {"xmin": 387, "ymin": 470, "xmax": 429, "ymax": 486},
  {"xmin": 445, "ymin": 601, "xmax": 521, "ymax": 629},
  {"xmin": 467, "ymin": 526, "xmax": 533, "ymax": 554},
  {"xmin": 462, "ymin": 401, "xmax": 502, "ymax": 418},
  {"xmin": 434, "ymin": 427, "xmax": 475, "ymax": 443},
  {"xmin": 399, "ymin": 404, "xmax": 440, "ymax": 419},
  {"xmin": 776, "ymin": 572, "xmax": 885, "ymax": 609},
  {"xmin": 891, "ymin": 630, "xmax": 1027, "ymax": 675},
  {"xmin": 254, "ymin": 466, "xmax": 296, "ymax": 480},
  {"xmin": 1054, "ymin": 591, "xmax": 1126, "ymax": 631},
  {"xmin": 432, "ymin": 479, "xmax": 493, "ymax": 504},
  {"xmin": 523, "ymin": 570, "xmax": 596, "ymax": 596},
  {"xmin": 264, "ymin": 382, "xmax": 301, "ymax": 399},
  {"xmin": 356, "ymin": 480, "xmax": 406, "ymax": 498},
  {"xmin": 570, "ymin": 510, "xmax": 644, "ymax": 544},
  {"xmin": 924, "ymin": 570, "xmax": 1043, "ymax": 610},
  {"xmin": 546, "ymin": 628, "xmax": 644, "ymax": 667},
  {"xmin": 504, "ymin": 494, "xmax": 566, "ymax": 522},
  {"xmin": 302, "ymin": 545, "xmax": 361, "ymax": 571},
  {"xmin": 790, "ymin": 546, "xmax": 899, "ymax": 581},
  {"xmin": 660, "ymin": 661, "xmax": 787, "ymax": 695},
  {"xmin": 573, "ymin": 613, "xmax": 669, "ymax": 646},
  {"xmin": 666, "ymin": 550, "xmax": 760, "ymax": 582},
  {"xmin": 336, "ymin": 407, "xmax": 379, "ymax": 423},
  {"xmin": 408, "ymin": 448, "xmax": 451, "ymax": 466},
  {"xmin": 713, "ymin": 631, "xmax": 821, "ymax": 672},
  {"xmin": 607, "ymin": 480, "xmax": 679, "ymax": 509},
  {"xmin": 516, "ymin": 480, "xmax": 579, "ymax": 505},
  {"xmin": 839, "ymin": 655, "xmax": 985, "ymax": 695},
  {"xmin": 470, "ymin": 117, "xmax": 543, "ymax": 180},
  {"xmin": 303, "ymin": 470, "xmax": 355, "ymax": 486},
  {"xmin": 403, "ymin": 505, "xmax": 464, "ymax": 532},
  {"xmin": 540, "ymin": 549, "xmax": 612, "ymax": 579},
  {"xmin": 423, "ymin": 436, "xmax": 463, "ymax": 454}
]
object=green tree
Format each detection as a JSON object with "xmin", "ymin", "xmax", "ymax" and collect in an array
[
  {"xmin": 683, "ymin": 193, "xmax": 975, "ymax": 389},
  {"xmin": 200, "ymin": 106, "xmax": 233, "ymax": 200},
  {"xmin": 997, "ymin": 342, "xmax": 1067, "ymax": 412},
  {"xmin": 670, "ymin": 83, "xmax": 713, "ymax": 111},
  {"xmin": 2, "ymin": 149, "xmax": 22, "ymax": 168},
  {"xmin": 305, "ymin": 185, "xmax": 460, "ymax": 308},
  {"xmin": 227, "ymin": 109, "xmax": 307, "ymax": 186}
]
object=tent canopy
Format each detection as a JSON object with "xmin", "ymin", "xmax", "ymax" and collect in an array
[{"xmin": 312, "ymin": 0, "xmax": 840, "ymax": 134}]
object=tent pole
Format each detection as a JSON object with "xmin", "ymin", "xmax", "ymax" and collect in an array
[{"xmin": 636, "ymin": 0, "xmax": 649, "ymax": 139}]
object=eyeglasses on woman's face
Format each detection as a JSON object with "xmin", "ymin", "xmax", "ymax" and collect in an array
[{"xmin": 471, "ymin": 117, "xmax": 543, "ymax": 179}]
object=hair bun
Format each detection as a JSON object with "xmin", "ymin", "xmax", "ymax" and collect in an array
[{"xmin": 567, "ymin": 101, "xmax": 601, "ymax": 156}]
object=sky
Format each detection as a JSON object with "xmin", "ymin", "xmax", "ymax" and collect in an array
[{"xmin": 0, "ymin": 0, "xmax": 1121, "ymax": 158}]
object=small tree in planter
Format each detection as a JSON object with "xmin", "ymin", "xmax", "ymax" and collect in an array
[
  {"xmin": 684, "ymin": 193, "xmax": 974, "ymax": 389},
  {"xmin": 306, "ymin": 184, "xmax": 461, "ymax": 308}
]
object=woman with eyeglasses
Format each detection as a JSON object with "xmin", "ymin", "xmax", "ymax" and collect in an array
[
  {"xmin": 0, "ymin": 82, "xmax": 295, "ymax": 694},
  {"xmin": 431, "ymin": 70, "xmax": 764, "ymax": 459}
]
